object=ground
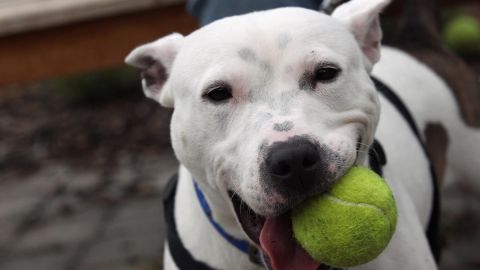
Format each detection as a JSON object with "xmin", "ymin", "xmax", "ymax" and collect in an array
[
  {"xmin": 0, "ymin": 63, "xmax": 479, "ymax": 270},
  {"xmin": 0, "ymin": 79, "xmax": 176, "ymax": 270}
]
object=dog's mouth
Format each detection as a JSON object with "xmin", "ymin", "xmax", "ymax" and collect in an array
[{"xmin": 229, "ymin": 192, "xmax": 322, "ymax": 270}]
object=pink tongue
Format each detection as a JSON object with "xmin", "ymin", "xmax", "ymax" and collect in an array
[{"xmin": 259, "ymin": 214, "xmax": 321, "ymax": 270}]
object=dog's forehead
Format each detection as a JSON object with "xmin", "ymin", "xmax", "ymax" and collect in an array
[
  {"xmin": 181, "ymin": 7, "xmax": 354, "ymax": 60},
  {"xmin": 168, "ymin": 7, "xmax": 362, "ymax": 102}
]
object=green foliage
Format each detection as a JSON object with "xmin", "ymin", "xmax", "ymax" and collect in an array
[{"xmin": 51, "ymin": 66, "xmax": 141, "ymax": 105}]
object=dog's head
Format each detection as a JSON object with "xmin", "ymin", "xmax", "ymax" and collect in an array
[{"xmin": 126, "ymin": 0, "xmax": 389, "ymax": 268}]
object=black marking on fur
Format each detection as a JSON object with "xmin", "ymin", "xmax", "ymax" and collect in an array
[
  {"xmin": 259, "ymin": 60, "xmax": 272, "ymax": 75},
  {"xmin": 273, "ymin": 121, "xmax": 294, "ymax": 132},
  {"xmin": 285, "ymin": 65, "xmax": 293, "ymax": 74},
  {"xmin": 299, "ymin": 70, "xmax": 315, "ymax": 91},
  {"xmin": 238, "ymin": 48, "xmax": 272, "ymax": 81},
  {"xmin": 238, "ymin": 48, "xmax": 257, "ymax": 63},
  {"xmin": 258, "ymin": 139, "xmax": 269, "ymax": 157},
  {"xmin": 181, "ymin": 133, "xmax": 188, "ymax": 146},
  {"xmin": 276, "ymin": 33, "xmax": 291, "ymax": 49},
  {"xmin": 214, "ymin": 111, "xmax": 229, "ymax": 131}
]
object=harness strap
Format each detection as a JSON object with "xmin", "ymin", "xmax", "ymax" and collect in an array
[
  {"xmin": 372, "ymin": 77, "xmax": 441, "ymax": 262},
  {"xmin": 163, "ymin": 175, "xmax": 215, "ymax": 270},
  {"xmin": 369, "ymin": 139, "xmax": 387, "ymax": 176}
]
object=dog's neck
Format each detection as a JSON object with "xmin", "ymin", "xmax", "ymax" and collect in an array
[{"xmin": 174, "ymin": 165, "xmax": 262, "ymax": 270}]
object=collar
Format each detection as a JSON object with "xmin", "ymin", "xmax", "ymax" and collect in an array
[
  {"xmin": 164, "ymin": 175, "xmax": 214, "ymax": 270},
  {"xmin": 193, "ymin": 180, "xmax": 253, "ymax": 255}
]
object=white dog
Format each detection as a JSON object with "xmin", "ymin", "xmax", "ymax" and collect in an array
[{"xmin": 125, "ymin": 0, "xmax": 480, "ymax": 269}]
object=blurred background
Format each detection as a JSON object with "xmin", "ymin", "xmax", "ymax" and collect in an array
[{"xmin": 0, "ymin": 0, "xmax": 479, "ymax": 270}]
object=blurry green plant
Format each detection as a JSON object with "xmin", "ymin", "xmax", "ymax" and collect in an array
[{"xmin": 51, "ymin": 66, "xmax": 142, "ymax": 105}]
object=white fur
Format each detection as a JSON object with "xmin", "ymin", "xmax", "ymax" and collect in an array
[
  {"xmin": 125, "ymin": 1, "xmax": 480, "ymax": 269},
  {"xmin": 373, "ymin": 48, "xmax": 480, "ymax": 190}
]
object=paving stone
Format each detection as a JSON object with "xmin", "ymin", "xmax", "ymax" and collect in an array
[
  {"xmin": 79, "ymin": 232, "xmax": 163, "ymax": 270},
  {"xmin": 79, "ymin": 198, "xmax": 165, "ymax": 268},
  {"xmin": 0, "ymin": 165, "xmax": 67, "ymax": 217},
  {"xmin": 0, "ymin": 196, "xmax": 41, "ymax": 226},
  {"xmin": 138, "ymin": 152, "xmax": 178, "ymax": 193},
  {"xmin": 0, "ymin": 150, "xmax": 185, "ymax": 270},
  {"xmin": 41, "ymin": 171, "xmax": 102, "ymax": 221},
  {"xmin": 78, "ymin": 258, "xmax": 163, "ymax": 270},
  {"xmin": 0, "ymin": 220, "xmax": 16, "ymax": 248},
  {"xmin": 0, "ymin": 165, "xmax": 72, "ymax": 247},
  {"xmin": 106, "ymin": 198, "xmax": 165, "ymax": 236},
  {"xmin": 65, "ymin": 171, "xmax": 101, "ymax": 195},
  {"xmin": 2, "ymin": 164, "xmax": 69, "ymax": 193},
  {"xmin": 0, "ymin": 250, "xmax": 74, "ymax": 270},
  {"xmin": 11, "ymin": 207, "xmax": 102, "ymax": 254},
  {"xmin": 105, "ymin": 166, "xmax": 138, "ymax": 199}
]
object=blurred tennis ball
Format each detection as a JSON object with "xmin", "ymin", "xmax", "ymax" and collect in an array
[{"xmin": 443, "ymin": 14, "xmax": 480, "ymax": 54}]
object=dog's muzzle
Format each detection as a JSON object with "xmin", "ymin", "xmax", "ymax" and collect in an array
[
  {"xmin": 264, "ymin": 137, "xmax": 323, "ymax": 194},
  {"xmin": 229, "ymin": 137, "xmax": 342, "ymax": 270}
]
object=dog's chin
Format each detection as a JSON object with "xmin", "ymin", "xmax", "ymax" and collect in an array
[{"xmin": 229, "ymin": 192, "xmax": 322, "ymax": 270}]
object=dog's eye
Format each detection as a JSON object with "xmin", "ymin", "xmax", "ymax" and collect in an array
[
  {"xmin": 315, "ymin": 66, "xmax": 340, "ymax": 82},
  {"xmin": 204, "ymin": 83, "xmax": 233, "ymax": 103}
]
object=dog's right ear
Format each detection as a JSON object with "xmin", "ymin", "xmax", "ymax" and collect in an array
[
  {"xmin": 331, "ymin": 0, "xmax": 391, "ymax": 71},
  {"xmin": 125, "ymin": 33, "xmax": 184, "ymax": 108}
]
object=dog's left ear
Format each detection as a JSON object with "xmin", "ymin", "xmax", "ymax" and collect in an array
[
  {"xmin": 331, "ymin": 0, "xmax": 391, "ymax": 71},
  {"xmin": 125, "ymin": 33, "xmax": 184, "ymax": 107}
]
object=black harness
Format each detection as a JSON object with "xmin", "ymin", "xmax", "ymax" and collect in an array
[
  {"xmin": 163, "ymin": 77, "xmax": 440, "ymax": 269},
  {"xmin": 372, "ymin": 78, "xmax": 441, "ymax": 261}
]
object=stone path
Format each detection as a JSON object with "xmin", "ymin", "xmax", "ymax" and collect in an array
[{"xmin": 0, "ymin": 150, "xmax": 178, "ymax": 270}]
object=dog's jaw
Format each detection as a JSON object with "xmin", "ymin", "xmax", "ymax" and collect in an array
[
  {"xmin": 229, "ymin": 190, "xmax": 321, "ymax": 270},
  {"xmin": 226, "ymin": 129, "xmax": 372, "ymax": 270}
]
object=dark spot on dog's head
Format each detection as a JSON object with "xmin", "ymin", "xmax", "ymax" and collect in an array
[
  {"xmin": 259, "ymin": 60, "xmax": 272, "ymax": 76},
  {"xmin": 239, "ymin": 48, "xmax": 272, "ymax": 80},
  {"xmin": 273, "ymin": 121, "xmax": 294, "ymax": 132},
  {"xmin": 181, "ymin": 133, "xmax": 188, "ymax": 146},
  {"xmin": 238, "ymin": 48, "xmax": 257, "ymax": 63},
  {"xmin": 285, "ymin": 65, "xmax": 293, "ymax": 74},
  {"xmin": 276, "ymin": 33, "xmax": 291, "ymax": 49},
  {"xmin": 258, "ymin": 139, "xmax": 269, "ymax": 156},
  {"xmin": 214, "ymin": 111, "xmax": 230, "ymax": 131},
  {"xmin": 299, "ymin": 71, "xmax": 315, "ymax": 91}
]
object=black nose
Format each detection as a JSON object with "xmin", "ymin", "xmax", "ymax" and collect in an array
[{"xmin": 264, "ymin": 138, "xmax": 323, "ymax": 194}]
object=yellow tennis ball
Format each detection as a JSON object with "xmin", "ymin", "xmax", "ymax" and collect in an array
[
  {"xmin": 443, "ymin": 15, "xmax": 480, "ymax": 54},
  {"xmin": 291, "ymin": 166, "xmax": 397, "ymax": 268}
]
